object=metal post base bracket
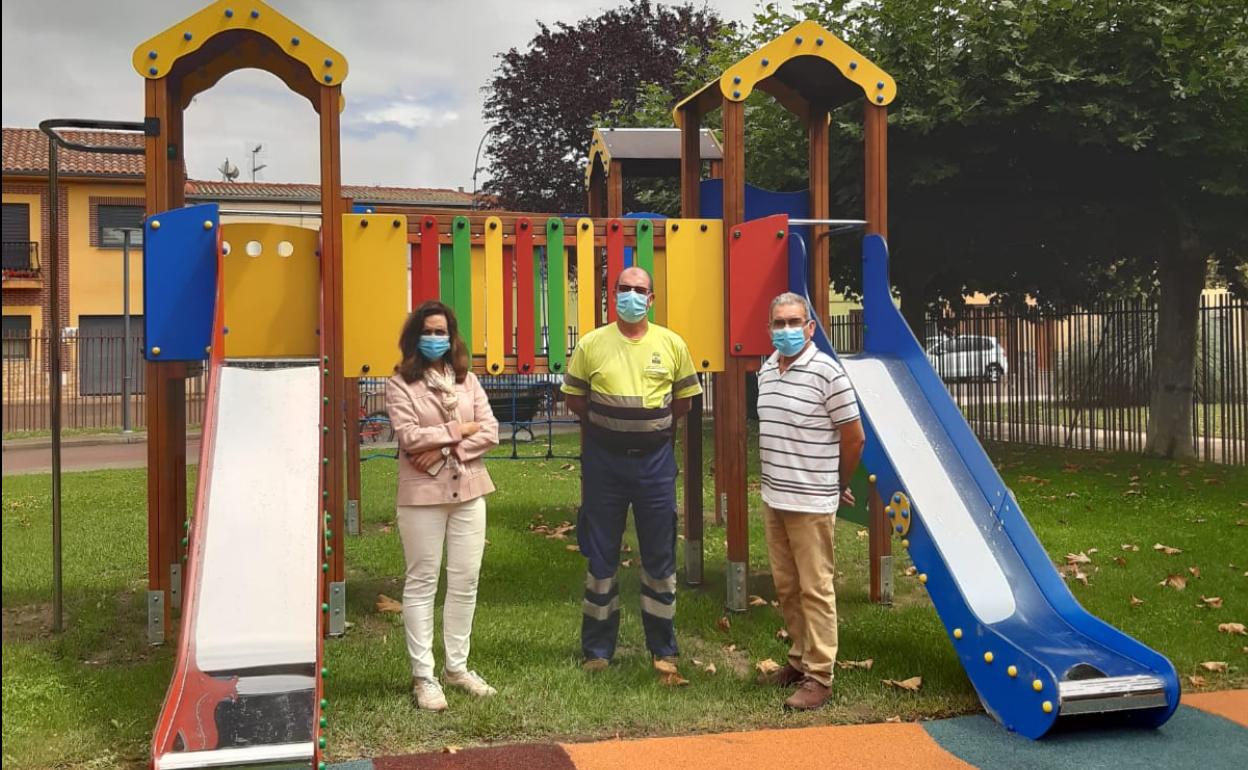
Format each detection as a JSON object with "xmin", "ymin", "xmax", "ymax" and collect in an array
[
  {"xmin": 684, "ymin": 539, "xmax": 703, "ymax": 586},
  {"xmin": 170, "ymin": 563, "xmax": 183, "ymax": 611},
  {"xmin": 346, "ymin": 499, "xmax": 360, "ymax": 536},
  {"xmin": 147, "ymin": 590, "xmax": 165, "ymax": 645},
  {"xmin": 726, "ymin": 560, "xmax": 747, "ymax": 612},
  {"xmin": 328, "ymin": 581, "xmax": 346, "ymax": 636}
]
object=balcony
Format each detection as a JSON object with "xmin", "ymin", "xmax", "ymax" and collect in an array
[{"xmin": 2, "ymin": 241, "xmax": 41, "ymax": 286}]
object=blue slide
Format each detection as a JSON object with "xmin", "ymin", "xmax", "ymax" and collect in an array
[{"xmin": 793, "ymin": 233, "xmax": 1180, "ymax": 738}]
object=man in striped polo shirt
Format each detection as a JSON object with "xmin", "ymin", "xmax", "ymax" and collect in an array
[
  {"xmin": 562, "ymin": 266, "xmax": 703, "ymax": 676},
  {"xmin": 756, "ymin": 292, "xmax": 865, "ymax": 710}
]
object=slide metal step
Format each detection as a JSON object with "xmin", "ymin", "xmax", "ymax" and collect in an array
[
  {"xmin": 156, "ymin": 741, "xmax": 313, "ymax": 770},
  {"xmin": 1058, "ymin": 674, "xmax": 1168, "ymax": 715}
]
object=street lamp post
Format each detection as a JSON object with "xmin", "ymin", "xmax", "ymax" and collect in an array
[{"xmin": 471, "ymin": 127, "xmax": 492, "ymax": 210}]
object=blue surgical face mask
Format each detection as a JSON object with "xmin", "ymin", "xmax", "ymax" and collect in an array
[
  {"xmin": 772, "ymin": 326, "xmax": 807, "ymax": 357},
  {"xmin": 419, "ymin": 335, "xmax": 451, "ymax": 361},
  {"xmin": 616, "ymin": 290, "xmax": 650, "ymax": 323}
]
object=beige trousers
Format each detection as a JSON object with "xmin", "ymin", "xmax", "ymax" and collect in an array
[{"xmin": 762, "ymin": 503, "xmax": 839, "ymax": 686}]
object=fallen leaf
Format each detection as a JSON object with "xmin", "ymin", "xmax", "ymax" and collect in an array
[
  {"xmin": 659, "ymin": 671, "xmax": 689, "ymax": 687},
  {"xmin": 1066, "ymin": 552, "xmax": 1092, "ymax": 565},
  {"xmin": 1065, "ymin": 492, "xmax": 1080, "ymax": 498},
  {"xmin": 621, "ymin": 544, "xmax": 633, "ymax": 553},
  {"xmin": 1218, "ymin": 623, "xmax": 1247, "ymax": 636},
  {"xmin": 776, "ymin": 628, "xmax": 790, "ymax": 640},
  {"xmin": 1130, "ymin": 595, "xmax": 1145, "ymax": 607},
  {"xmin": 885, "ymin": 715, "xmax": 903, "ymax": 723},
  {"xmin": 1087, "ymin": 548, "xmax": 1099, "ymax": 555},
  {"xmin": 1188, "ymin": 675, "xmax": 1208, "ymax": 688},
  {"xmin": 1199, "ymin": 661, "xmax": 1228, "ymax": 673},
  {"xmin": 443, "ymin": 746, "xmax": 461, "ymax": 755},
  {"xmin": 883, "ymin": 676, "xmax": 923, "ymax": 692},
  {"xmin": 1154, "ymin": 543, "xmax": 1183, "ymax": 555},
  {"xmin": 565, "ymin": 544, "xmax": 580, "ymax": 552},
  {"xmin": 837, "ymin": 659, "xmax": 874, "ymax": 670},
  {"xmin": 748, "ymin": 595, "xmax": 768, "ymax": 607},
  {"xmin": 1114, "ymin": 556, "xmax": 1128, "ymax": 567},
  {"xmin": 1122, "ymin": 544, "xmax": 1140, "ymax": 552},
  {"xmin": 379, "ymin": 523, "xmax": 394, "ymax": 534},
  {"xmin": 560, "ymin": 463, "xmax": 576, "ymax": 471},
  {"xmin": 724, "ymin": 644, "xmax": 737, "ymax": 653},
  {"xmin": 1203, "ymin": 478, "xmax": 1222, "ymax": 486},
  {"xmin": 484, "ymin": 539, "xmax": 491, "ymax": 546},
  {"xmin": 703, "ymin": 662, "xmax": 717, "ymax": 675},
  {"xmin": 1178, "ymin": 468, "xmax": 1192, "ymax": 477},
  {"xmin": 770, "ymin": 600, "xmax": 780, "ymax": 608},
  {"xmin": 755, "ymin": 658, "xmax": 782, "ymax": 675},
  {"xmin": 1200, "ymin": 596, "xmax": 1223, "ymax": 609},
  {"xmin": 692, "ymin": 658, "xmax": 703, "ymax": 667},
  {"xmin": 1161, "ymin": 574, "xmax": 1187, "ymax": 590},
  {"xmin": 1189, "ymin": 566, "xmax": 1201, "ymax": 578},
  {"xmin": 903, "ymin": 566, "xmax": 918, "ymax": 577},
  {"xmin": 376, "ymin": 594, "xmax": 402, "ymax": 613},
  {"xmin": 717, "ymin": 616, "xmax": 731, "ymax": 632},
  {"xmin": 620, "ymin": 559, "xmax": 633, "ymax": 568}
]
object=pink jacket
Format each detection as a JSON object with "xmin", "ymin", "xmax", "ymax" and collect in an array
[{"xmin": 384, "ymin": 371, "xmax": 499, "ymax": 507}]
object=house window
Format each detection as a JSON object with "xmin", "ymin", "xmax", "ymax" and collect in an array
[
  {"xmin": 2, "ymin": 202, "xmax": 34, "ymax": 271},
  {"xmin": 98, "ymin": 205, "xmax": 145, "ymax": 248},
  {"xmin": 2, "ymin": 314, "xmax": 32, "ymax": 360}
]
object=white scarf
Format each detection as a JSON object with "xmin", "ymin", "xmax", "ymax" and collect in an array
[{"xmin": 424, "ymin": 365, "xmax": 460, "ymax": 419}]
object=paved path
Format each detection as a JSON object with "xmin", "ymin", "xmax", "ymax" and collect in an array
[
  {"xmin": 328, "ymin": 690, "xmax": 1247, "ymax": 770},
  {"xmin": 2, "ymin": 435, "xmax": 200, "ymax": 476}
]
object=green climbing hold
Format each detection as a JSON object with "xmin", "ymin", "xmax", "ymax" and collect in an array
[
  {"xmin": 321, "ymin": 666, "xmax": 329, "ymax": 677},
  {"xmin": 325, "ymin": 544, "xmax": 333, "ymax": 555},
  {"xmin": 319, "ymin": 736, "xmax": 327, "ymax": 749},
  {"xmin": 320, "ymin": 715, "xmax": 327, "ymax": 728},
  {"xmin": 322, "ymin": 602, "xmax": 329, "ymax": 612},
  {"xmin": 181, "ymin": 537, "xmax": 188, "ymax": 547},
  {"xmin": 322, "ymin": 562, "xmax": 329, "ymax": 572},
  {"xmin": 325, "ymin": 530, "xmax": 333, "ymax": 539}
]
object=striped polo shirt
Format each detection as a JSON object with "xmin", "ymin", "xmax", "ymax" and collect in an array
[
  {"xmin": 562, "ymin": 323, "xmax": 703, "ymax": 451},
  {"xmin": 757, "ymin": 343, "xmax": 861, "ymax": 514}
]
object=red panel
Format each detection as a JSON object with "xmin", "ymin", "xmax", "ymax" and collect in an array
[
  {"xmin": 503, "ymin": 245, "xmax": 515, "ymax": 355},
  {"xmin": 416, "ymin": 215, "xmax": 440, "ymax": 307},
  {"xmin": 606, "ymin": 218, "xmax": 624, "ymax": 323},
  {"xmin": 729, "ymin": 214, "xmax": 789, "ymax": 357},
  {"xmin": 515, "ymin": 218, "xmax": 536, "ymax": 373}
]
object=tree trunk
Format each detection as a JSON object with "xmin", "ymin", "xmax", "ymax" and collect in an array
[{"xmin": 1144, "ymin": 225, "xmax": 1205, "ymax": 459}]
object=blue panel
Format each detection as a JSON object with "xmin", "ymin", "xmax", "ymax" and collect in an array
[
  {"xmin": 143, "ymin": 204, "xmax": 219, "ymax": 362},
  {"xmin": 700, "ymin": 180, "xmax": 810, "ymax": 287},
  {"xmin": 789, "ymin": 234, "xmax": 1178, "ymax": 740},
  {"xmin": 351, "ymin": 204, "xmax": 376, "ymax": 214}
]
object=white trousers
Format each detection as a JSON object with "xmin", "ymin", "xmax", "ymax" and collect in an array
[{"xmin": 396, "ymin": 496, "xmax": 486, "ymax": 679}]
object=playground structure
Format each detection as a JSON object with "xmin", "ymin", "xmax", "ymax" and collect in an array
[{"xmin": 106, "ymin": 2, "xmax": 1180, "ymax": 766}]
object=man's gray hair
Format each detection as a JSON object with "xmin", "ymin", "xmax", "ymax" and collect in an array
[{"xmin": 769, "ymin": 292, "xmax": 812, "ymax": 321}]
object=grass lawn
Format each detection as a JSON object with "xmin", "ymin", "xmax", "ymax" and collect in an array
[{"xmin": 3, "ymin": 430, "xmax": 1246, "ymax": 768}]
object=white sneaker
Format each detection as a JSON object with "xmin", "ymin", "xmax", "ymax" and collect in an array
[
  {"xmin": 412, "ymin": 676, "xmax": 448, "ymax": 711},
  {"xmin": 444, "ymin": 669, "xmax": 497, "ymax": 697}
]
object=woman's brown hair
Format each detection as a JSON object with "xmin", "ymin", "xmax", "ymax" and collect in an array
[{"xmin": 396, "ymin": 301, "xmax": 470, "ymax": 384}]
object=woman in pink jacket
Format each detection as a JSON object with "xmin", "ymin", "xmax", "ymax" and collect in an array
[{"xmin": 385, "ymin": 300, "xmax": 499, "ymax": 711}]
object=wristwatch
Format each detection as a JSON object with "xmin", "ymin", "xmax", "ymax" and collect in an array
[{"xmin": 441, "ymin": 446, "xmax": 451, "ymax": 458}]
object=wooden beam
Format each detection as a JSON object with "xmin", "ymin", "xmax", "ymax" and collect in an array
[
  {"xmin": 587, "ymin": 163, "xmax": 605, "ymax": 219},
  {"xmin": 808, "ymin": 109, "xmax": 831, "ymax": 329},
  {"xmin": 863, "ymin": 102, "xmax": 891, "ymax": 604},
  {"xmin": 607, "ymin": 160, "xmax": 624, "ymax": 219},
  {"xmin": 677, "ymin": 104, "xmax": 704, "ymax": 586},
  {"xmin": 721, "ymin": 99, "xmax": 749, "ymax": 611},
  {"xmin": 319, "ymin": 85, "xmax": 347, "ymax": 595},
  {"xmin": 345, "ymin": 377, "xmax": 361, "ymax": 535}
]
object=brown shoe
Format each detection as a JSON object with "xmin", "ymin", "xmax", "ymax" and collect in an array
[
  {"xmin": 583, "ymin": 658, "xmax": 610, "ymax": 673},
  {"xmin": 758, "ymin": 662, "xmax": 805, "ymax": 688},
  {"xmin": 783, "ymin": 677, "xmax": 831, "ymax": 711}
]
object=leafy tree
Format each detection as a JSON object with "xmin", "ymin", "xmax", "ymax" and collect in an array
[{"xmin": 481, "ymin": 1, "xmax": 727, "ymax": 213}]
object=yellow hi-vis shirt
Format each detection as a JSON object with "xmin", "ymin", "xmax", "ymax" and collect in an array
[{"xmin": 562, "ymin": 323, "xmax": 703, "ymax": 451}]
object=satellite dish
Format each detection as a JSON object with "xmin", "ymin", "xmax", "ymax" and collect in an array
[{"xmin": 218, "ymin": 158, "xmax": 240, "ymax": 181}]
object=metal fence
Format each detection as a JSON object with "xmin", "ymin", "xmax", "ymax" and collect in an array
[
  {"xmin": 2, "ymin": 333, "xmax": 208, "ymax": 435},
  {"xmin": 825, "ymin": 293, "xmax": 1247, "ymax": 465}
]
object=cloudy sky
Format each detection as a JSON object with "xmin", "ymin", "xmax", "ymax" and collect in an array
[{"xmin": 2, "ymin": 0, "xmax": 780, "ymax": 192}]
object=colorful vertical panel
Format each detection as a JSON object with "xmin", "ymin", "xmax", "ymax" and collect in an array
[
  {"xmin": 545, "ymin": 218, "xmax": 567, "ymax": 373},
  {"xmin": 576, "ymin": 218, "xmax": 596, "ymax": 341},
  {"xmin": 515, "ymin": 217, "xmax": 536, "ymax": 374},
  {"xmin": 143, "ymin": 204, "xmax": 219, "ymax": 361},
  {"xmin": 483, "ymin": 216, "xmax": 505, "ymax": 375},
  {"xmin": 605, "ymin": 218, "xmax": 625, "ymax": 323},
  {"xmin": 416, "ymin": 215, "xmax": 440, "ymax": 306},
  {"xmin": 665, "ymin": 219, "xmax": 724, "ymax": 372},
  {"xmin": 635, "ymin": 219, "xmax": 655, "ymax": 322},
  {"xmin": 728, "ymin": 214, "xmax": 789, "ymax": 357},
  {"xmin": 342, "ymin": 214, "xmax": 409, "ymax": 376},
  {"xmin": 451, "ymin": 216, "xmax": 473, "ymax": 357}
]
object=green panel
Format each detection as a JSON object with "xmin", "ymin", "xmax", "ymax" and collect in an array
[
  {"xmin": 535, "ymin": 243, "xmax": 545, "ymax": 356},
  {"xmin": 545, "ymin": 218, "xmax": 567, "ymax": 373},
  {"xmin": 439, "ymin": 243, "xmax": 454, "ymax": 305},
  {"xmin": 452, "ymin": 216, "xmax": 472, "ymax": 357},
  {"xmin": 636, "ymin": 219, "xmax": 655, "ymax": 322}
]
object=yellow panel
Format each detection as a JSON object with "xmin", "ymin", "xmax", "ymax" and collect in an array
[
  {"xmin": 221, "ymin": 223, "xmax": 320, "ymax": 359},
  {"xmin": 576, "ymin": 218, "xmax": 596, "ymax": 339},
  {"xmin": 665, "ymin": 220, "xmax": 724, "ymax": 373},
  {"xmin": 672, "ymin": 20, "xmax": 895, "ymax": 125},
  {"xmin": 483, "ymin": 217, "xmax": 505, "ymax": 375},
  {"xmin": 343, "ymin": 214, "xmax": 408, "ymax": 376},
  {"xmin": 132, "ymin": 0, "xmax": 348, "ymax": 86},
  {"xmin": 652, "ymin": 247, "xmax": 668, "ymax": 326},
  {"xmin": 471, "ymin": 245, "xmax": 486, "ymax": 354}
]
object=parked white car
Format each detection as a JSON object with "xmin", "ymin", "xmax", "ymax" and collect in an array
[{"xmin": 925, "ymin": 334, "xmax": 1009, "ymax": 383}]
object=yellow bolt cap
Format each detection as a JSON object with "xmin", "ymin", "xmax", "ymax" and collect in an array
[
  {"xmin": 203, "ymin": 220, "xmax": 214, "ymax": 230},
  {"xmin": 151, "ymin": 220, "xmax": 161, "ymax": 230},
  {"xmin": 1007, "ymin": 665, "xmax": 1018, "ymax": 677},
  {"xmin": 151, "ymin": 346, "xmax": 161, "ymax": 356},
  {"xmin": 1032, "ymin": 679, "xmax": 1043, "ymax": 692},
  {"xmin": 1042, "ymin": 700, "xmax": 1053, "ymax": 714},
  {"xmin": 984, "ymin": 651, "xmax": 994, "ymax": 664},
  {"xmin": 918, "ymin": 573, "xmax": 927, "ymax": 584},
  {"xmin": 953, "ymin": 628, "xmax": 963, "ymax": 639},
  {"xmin": 901, "ymin": 539, "xmax": 910, "ymax": 548},
  {"xmin": 868, "ymin": 474, "xmax": 877, "ymax": 483}
]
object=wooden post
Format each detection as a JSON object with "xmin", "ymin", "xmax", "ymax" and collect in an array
[
  {"xmin": 607, "ymin": 160, "xmax": 624, "ymax": 219},
  {"xmin": 721, "ymin": 99, "xmax": 749, "ymax": 611},
  {"xmin": 864, "ymin": 102, "xmax": 891, "ymax": 604},
  {"xmin": 808, "ymin": 110, "xmax": 831, "ymax": 329},
  {"xmin": 588, "ymin": 162, "xmax": 605, "ymax": 219},
  {"xmin": 678, "ymin": 107, "xmax": 704, "ymax": 586}
]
